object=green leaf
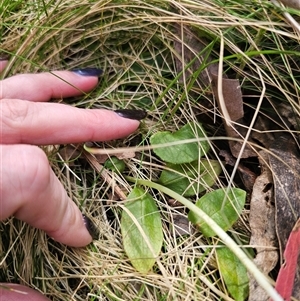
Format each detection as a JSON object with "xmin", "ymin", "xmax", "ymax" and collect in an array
[
  {"xmin": 159, "ymin": 159, "xmax": 222, "ymax": 197},
  {"xmin": 150, "ymin": 122, "xmax": 210, "ymax": 164},
  {"xmin": 121, "ymin": 187, "xmax": 163, "ymax": 273},
  {"xmin": 104, "ymin": 157, "xmax": 126, "ymax": 173},
  {"xmin": 216, "ymin": 247, "xmax": 249, "ymax": 301},
  {"xmin": 188, "ymin": 188, "xmax": 246, "ymax": 237}
]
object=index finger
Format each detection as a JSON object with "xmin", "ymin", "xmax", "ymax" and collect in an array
[{"xmin": 1, "ymin": 99, "xmax": 145, "ymax": 144}]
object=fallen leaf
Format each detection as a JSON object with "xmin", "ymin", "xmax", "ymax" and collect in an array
[
  {"xmin": 216, "ymin": 246, "xmax": 249, "ymax": 301},
  {"xmin": 121, "ymin": 187, "xmax": 163, "ymax": 273},
  {"xmin": 269, "ymin": 133, "xmax": 300, "ymax": 299},
  {"xmin": 252, "ymin": 116, "xmax": 275, "ymax": 149},
  {"xmin": 278, "ymin": 0, "xmax": 300, "ymax": 9},
  {"xmin": 211, "ymin": 74, "xmax": 244, "ymax": 122},
  {"xmin": 59, "ymin": 145, "xmax": 81, "ymax": 165},
  {"xmin": 210, "ymin": 72, "xmax": 257, "ymax": 158},
  {"xmin": 219, "ymin": 149, "xmax": 257, "ymax": 192},
  {"xmin": 276, "ymin": 102, "xmax": 300, "ymax": 131},
  {"xmin": 173, "ymin": 23, "xmax": 218, "ymax": 88},
  {"xmin": 170, "ymin": 214, "xmax": 191, "ymax": 237},
  {"xmin": 95, "ymin": 151, "xmax": 136, "ymax": 163},
  {"xmin": 188, "ymin": 188, "xmax": 246, "ymax": 237},
  {"xmin": 271, "ymin": 218, "xmax": 300, "ymax": 301},
  {"xmin": 248, "ymin": 150, "xmax": 278, "ymax": 301}
]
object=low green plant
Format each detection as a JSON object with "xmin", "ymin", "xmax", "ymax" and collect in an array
[{"xmin": 117, "ymin": 121, "xmax": 248, "ymax": 299}]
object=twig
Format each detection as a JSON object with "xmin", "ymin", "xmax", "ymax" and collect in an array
[{"xmin": 82, "ymin": 150, "xmax": 127, "ymax": 200}]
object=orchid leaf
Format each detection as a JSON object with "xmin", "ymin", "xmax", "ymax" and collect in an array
[
  {"xmin": 150, "ymin": 122, "xmax": 210, "ymax": 164},
  {"xmin": 121, "ymin": 187, "xmax": 163, "ymax": 273},
  {"xmin": 216, "ymin": 246, "xmax": 249, "ymax": 301},
  {"xmin": 159, "ymin": 159, "xmax": 221, "ymax": 196},
  {"xmin": 188, "ymin": 188, "xmax": 246, "ymax": 237}
]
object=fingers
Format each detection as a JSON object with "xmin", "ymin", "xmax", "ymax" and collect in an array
[
  {"xmin": 0, "ymin": 145, "xmax": 93, "ymax": 247},
  {"xmin": 0, "ymin": 283, "xmax": 50, "ymax": 301},
  {"xmin": 1, "ymin": 99, "xmax": 142, "ymax": 144},
  {"xmin": 0, "ymin": 54, "xmax": 9, "ymax": 73},
  {"xmin": 0, "ymin": 70, "xmax": 101, "ymax": 101},
  {"xmin": 0, "ymin": 60, "xmax": 8, "ymax": 73}
]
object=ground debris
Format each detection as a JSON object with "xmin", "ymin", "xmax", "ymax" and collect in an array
[
  {"xmin": 173, "ymin": 23, "xmax": 216, "ymax": 88},
  {"xmin": 219, "ymin": 149, "xmax": 257, "ymax": 192},
  {"xmin": 210, "ymin": 70, "xmax": 257, "ymax": 158},
  {"xmin": 269, "ymin": 134, "xmax": 300, "ymax": 299},
  {"xmin": 249, "ymin": 150, "xmax": 278, "ymax": 301},
  {"xmin": 173, "ymin": 22, "xmax": 257, "ymax": 159}
]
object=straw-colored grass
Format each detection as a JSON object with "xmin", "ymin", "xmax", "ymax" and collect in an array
[{"xmin": 1, "ymin": 0, "xmax": 300, "ymax": 300}]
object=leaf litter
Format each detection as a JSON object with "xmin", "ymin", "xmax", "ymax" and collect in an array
[
  {"xmin": 174, "ymin": 22, "xmax": 257, "ymax": 159},
  {"xmin": 86, "ymin": 17, "xmax": 300, "ymax": 300},
  {"xmin": 272, "ymin": 218, "xmax": 300, "ymax": 301},
  {"xmin": 173, "ymin": 18, "xmax": 300, "ymax": 300},
  {"xmin": 269, "ymin": 133, "xmax": 300, "ymax": 299},
  {"xmin": 248, "ymin": 150, "xmax": 278, "ymax": 301},
  {"xmin": 80, "ymin": 20, "xmax": 300, "ymax": 301}
]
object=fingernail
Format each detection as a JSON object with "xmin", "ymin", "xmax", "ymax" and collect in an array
[
  {"xmin": 0, "ymin": 53, "xmax": 10, "ymax": 61},
  {"xmin": 72, "ymin": 67, "xmax": 103, "ymax": 77},
  {"xmin": 115, "ymin": 109, "xmax": 147, "ymax": 120},
  {"xmin": 82, "ymin": 214, "xmax": 99, "ymax": 240}
]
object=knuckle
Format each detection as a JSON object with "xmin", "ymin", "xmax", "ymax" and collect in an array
[
  {"xmin": 0, "ymin": 99, "xmax": 34, "ymax": 142},
  {"xmin": 1, "ymin": 99, "xmax": 31, "ymax": 122}
]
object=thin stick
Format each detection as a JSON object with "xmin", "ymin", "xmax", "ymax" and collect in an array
[{"xmin": 83, "ymin": 151, "xmax": 127, "ymax": 200}]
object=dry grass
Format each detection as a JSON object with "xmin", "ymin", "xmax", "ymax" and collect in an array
[{"xmin": 1, "ymin": 0, "xmax": 300, "ymax": 300}]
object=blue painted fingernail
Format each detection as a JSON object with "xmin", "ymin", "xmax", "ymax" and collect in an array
[
  {"xmin": 115, "ymin": 109, "xmax": 147, "ymax": 120},
  {"xmin": 82, "ymin": 214, "xmax": 99, "ymax": 240},
  {"xmin": 72, "ymin": 67, "xmax": 103, "ymax": 77}
]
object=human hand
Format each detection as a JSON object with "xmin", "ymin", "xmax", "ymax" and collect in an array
[{"xmin": 0, "ymin": 58, "xmax": 146, "ymax": 300}]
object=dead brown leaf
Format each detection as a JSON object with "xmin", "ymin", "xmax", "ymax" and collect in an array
[
  {"xmin": 278, "ymin": 0, "xmax": 300, "ymax": 9},
  {"xmin": 252, "ymin": 116, "xmax": 276, "ymax": 149},
  {"xmin": 269, "ymin": 134, "xmax": 300, "ymax": 299},
  {"xmin": 248, "ymin": 150, "xmax": 278, "ymax": 301},
  {"xmin": 173, "ymin": 23, "xmax": 216, "ymax": 87},
  {"xmin": 173, "ymin": 22, "xmax": 257, "ymax": 158},
  {"xmin": 94, "ymin": 150, "xmax": 136, "ymax": 164},
  {"xmin": 59, "ymin": 145, "xmax": 81, "ymax": 165},
  {"xmin": 210, "ymin": 71, "xmax": 257, "ymax": 158},
  {"xmin": 276, "ymin": 102, "xmax": 300, "ymax": 131},
  {"xmin": 219, "ymin": 149, "xmax": 257, "ymax": 191},
  {"xmin": 210, "ymin": 74, "xmax": 244, "ymax": 122},
  {"xmin": 171, "ymin": 214, "xmax": 191, "ymax": 237}
]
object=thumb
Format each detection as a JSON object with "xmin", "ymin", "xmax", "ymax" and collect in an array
[
  {"xmin": 0, "ymin": 145, "xmax": 97, "ymax": 247},
  {"xmin": 0, "ymin": 283, "xmax": 50, "ymax": 301},
  {"xmin": 0, "ymin": 55, "xmax": 9, "ymax": 73}
]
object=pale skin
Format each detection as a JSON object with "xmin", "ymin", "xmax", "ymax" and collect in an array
[{"xmin": 0, "ymin": 61, "xmax": 141, "ymax": 300}]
